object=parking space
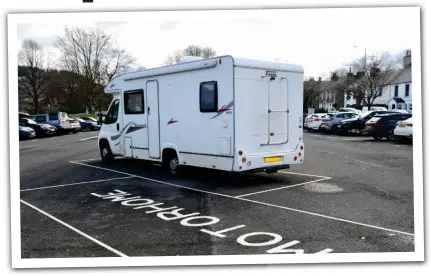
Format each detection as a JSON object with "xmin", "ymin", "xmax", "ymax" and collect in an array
[{"xmin": 19, "ymin": 131, "xmax": 415, "ymax": 258}]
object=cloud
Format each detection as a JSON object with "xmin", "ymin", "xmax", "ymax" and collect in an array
[{"xmin": 160, "ymin": 20, "xmax": 181, "ymax": 31}]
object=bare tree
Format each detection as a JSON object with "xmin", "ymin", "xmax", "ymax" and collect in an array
[
  {"xmin": 164, "ymin": 45, "xmax": 216, "ymax": 65},
  {"xmin": 54, "ymin": 26, "xmax": 136, "ymax": 113},
  {"xmin": 347, "ymin": 52, "xmax": 395, "ymax": 110},
  {"xmin": 18, "ymin": 39, "xmax": 48, "ymax": 113},
  {"xmin": 303, "ymin": 77, "xmax": 323, "ymax": 109}
]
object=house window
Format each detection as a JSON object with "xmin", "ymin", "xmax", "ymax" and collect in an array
[
  {"xmin": 200, "ymin": 81, "xmax": 218, "ymax": 112},
  {"xmin": 405, "ymin": 84, "xmax": 410, "ymax": 97},
  {"xmin": 124, "ymin": 89, "xmax": 145, "ymax": 114},
  {"xmin": 409, "ymin": 104, "xmax": 412, "ymax": 112},
  {"xmin": 391, "ymin": 104, "xmax": 396, "ymax": 110},
  {"xmin": 394, "ymin": 85, "xmax": 399, "ymax": 97}
]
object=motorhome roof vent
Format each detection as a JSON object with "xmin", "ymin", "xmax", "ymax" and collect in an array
[{"xmin": 178, "ymin": 56, "xmax": 204, "ymax": 64}]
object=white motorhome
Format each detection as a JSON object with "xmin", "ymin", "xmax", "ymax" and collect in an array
[{"xmin": 97, "ymin": 55, "xmax": 305, "ymax": 176}]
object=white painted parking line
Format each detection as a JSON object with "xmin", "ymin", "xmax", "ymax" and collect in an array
[
  {"xmin": 20, "ymin": 199, "xmax": 128, "ymax": 257},
  {"xmin": 345, "ymin": 157, "xmax": 388, "ymax": 169},
  {"xmin": 316, "ymin": 149, "xmax": 336, "ymax": 155},
  {"xmin": 79, "ymin": 136, "xmax": 98, "ymax": 141},
  {"xmin": 279, "ymin": 171, "xmax": 331, "ymax": 179},
  {"xmin": 20, "ymin": 176, "xmax": 136, "ymax": 192},
  {"xmin": 316, "ymin": 149, "xmax": 390, "ymax": 169},
  {"xmin": 70, "ymin": 161, "xmax": 414, "ymax": 237},
  {"xmin": 235, "ymin": 178, "xmax": 329, "ymax": 198}
]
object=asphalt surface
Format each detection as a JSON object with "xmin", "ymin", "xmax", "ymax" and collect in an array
[{"xmin": 19, "ymin": 130, "xmax": 415, "ymax": 258}]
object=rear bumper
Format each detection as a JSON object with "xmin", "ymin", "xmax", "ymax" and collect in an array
[{"xmin": 232, "ymin": 142, "xmax": 304, "ymax": 172}]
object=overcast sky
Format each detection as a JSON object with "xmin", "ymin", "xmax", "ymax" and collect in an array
[{"xmin": 16, "ymin": 7, "xmax": 417, "ymax": 78}]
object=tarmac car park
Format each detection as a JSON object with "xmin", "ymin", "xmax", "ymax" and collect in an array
[{"xmin": 19, "ymin": 108, "xmax": 414, "ymax": 258}]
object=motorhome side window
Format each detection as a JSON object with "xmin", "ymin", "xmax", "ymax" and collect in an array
[
  {"xmin": 124, "ymin": 89, "xmax": 145, "ymax": 114},
  {"xmin": 106, "ymin": 99, "xmax": 120, "ymax": 124},
  {"xmin": 200, "ymin": 81, "xmax": 218, "ymax": 112}
]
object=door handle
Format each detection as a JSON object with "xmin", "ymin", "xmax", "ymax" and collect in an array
[
  {"xmin": 116, "ymin": 123, "xmax": 119, "ymax": 131},
  {"xmin": 147, "ymin": 106, "xmax": 151, "ymax": 115}
]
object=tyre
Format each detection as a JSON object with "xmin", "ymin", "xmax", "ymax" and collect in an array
[
  {"xmin": 100, "ymin": 141, "xmax": 114, "ymax": 163},
  {"xmin": 387, "ymin": 132, "xmax": 395, "ymax": 141},
  {"xmin": 84, "ymin": 126, "xmax": 91, "ymax": 132},
  {"xmin": 164, "ymin": 152, "xmax": 182, "ymax": 176}
]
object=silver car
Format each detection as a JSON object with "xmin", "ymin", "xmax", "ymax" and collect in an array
[
  {"xmin": 304, "ymin": 113, "xmax": 329, "ymax": 131},
  {"xmin": 319, "ymin": 112, "xmax": 359, "ymax": 133}
]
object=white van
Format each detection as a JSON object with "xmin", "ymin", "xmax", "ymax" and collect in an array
[{"xmin": 97, "ymin": 56, "xmax": 305, "ymax": 176}]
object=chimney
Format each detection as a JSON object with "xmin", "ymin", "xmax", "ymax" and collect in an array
[{"xmin": 403, "ymin": 49, "xmax": 411, "ymax": 68}]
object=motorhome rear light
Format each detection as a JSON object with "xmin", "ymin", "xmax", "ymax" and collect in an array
[
  {"xmin": 242, "ymin": 157, "xmax": 246, "ymax": 163},
  {"xmin": 238, "ymin": 150, "xmax": 243, "ymax": 156},
  {"xmin": 300, "ymin": 145, "xmax": 304, "ymax": 150},
  {"xmin": 298, "ymin": 152, "xmax": 302, "ymax": 157},
  {"xmin": 219, "ymin": 58, "xmax": 222, "ymax": 64},
  {"xmin": 270, "ymin": 132, "xmax": 274, "ymax": 136},
  {"xmin": 294, "ymin": 156, "xmax": 297, "ymax": 161}
]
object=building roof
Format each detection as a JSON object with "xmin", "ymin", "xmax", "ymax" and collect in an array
[
  {"xmin": 392, "ymin": 97, "xmax": 405, "ymax": 103},
  {"xmin": 385, "ymin": 66, "xmax": 412, "ymax": 85}
]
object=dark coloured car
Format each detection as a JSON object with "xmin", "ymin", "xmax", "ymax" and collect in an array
[
  {"xmin": 19, "ymin": 126, "xmax": 36, "ymax": 140},
  {"xmin": 19, "ymin": 118, "xmax": 57, "ymax": 138},
  {"xmin": 364, "ymin": 113, "xmax": 413, "ymax": 141},
  {"xmin": 319, "ymin": 112, "xmax": 359, "ymax": 133},
  {"xmin": 76, "ymin": 118, "xmax": 100, "ymax": 132},
  {"xmin": 334, "ymin": 110, "xmax": 401, "ymax": 135}
]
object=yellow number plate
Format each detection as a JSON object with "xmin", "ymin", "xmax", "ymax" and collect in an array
[
  {"xmin": 399, "ymin": 124, "xmax": 405, "ymax": 128},
  {"xmin": 264, "ymin": 156, "xmax": 281, "ymax": 163},
  {"xmin": 366, "ymin": 125, "xmax": 372, "ymax": 129}
]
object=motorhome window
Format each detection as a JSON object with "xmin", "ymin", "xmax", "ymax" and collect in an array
[
  {"xmin": 200, "ymin": 81, "xmax": 218, "ymax": 112},
  {"xmin": 106, "ymin": 99, "xmax": 120, "ymax": 124},
  {"xmin": 124, "ymin": 90, "xmax": 145, "ymax": 114}
]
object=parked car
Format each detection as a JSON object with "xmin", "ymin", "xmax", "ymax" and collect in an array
[
  {"xmin": 19, "ymin": 118, "xmax": 57, "ymax": 138},
  {"xmin": 334, "ymin": 110, "xmax": 401, "ymax": 135},
  {"xmin": 19, "ymin": 112, "xmax": 31, "ymax": 119},
  {"xmin": 304, "ymin": 113, "xmax": 328, "ymax": 131},
  {"xmin": 394, "ymin": 117, "xmax": 413, "ymax": 141},
  {"xmin": 19, "ymin": 126, "xmax": 36, "ymax": 140},
  {"xmin": 76, "ymin": 118, "xmax": 100, "ymax": 132},
  {"xmin": 68, "ymin": 118, "xmax": 82, "ymax": 133},
  {"xmin": 30, "ymin": 112, "xmax": 74, "ymax": 134},
  {"xmin": 339, "ymin": 107, "xmax": 362, "ymax": 115},
  {"xmin": 319, "ymin": 112, "xmax": 359, "ymax": 133},
  {"xmin": 364, "ymin": 113, "xmax": 412, "ymax": 141},
  {"xmin": 81, "ymin": 116, "xmax": 99, "ymax": 124}
]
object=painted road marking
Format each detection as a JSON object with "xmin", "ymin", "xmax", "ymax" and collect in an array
[
  {"xmin": 79, "ymin": 136, "xmax": 98, "ymax": 141},
  {"xmin": 90, "ymin": 189, "xmax": 333, "ymax": 254},
  {"xmin": 316, "ymin": 149, "xmax": 336, "ymax": 155},
  {"xmin": 235, "ymin": 178, "xmax": 330, "ymax": 198},
  {"xmin": 279, "ymin": 171, "xmax": 331, "ymax": 179},
  {"xmin": 20, "ymin": 199, "xmax": 128, "ymax": 257},
  {"xmin": 70, "ymin": 161, "xmax": 414, "ymax": 236},
  {"xmin": 316, "ymin": 149, "xmax": 389, "ymax": 169},
  {"xmin": 20, "ymin": 176, "xmax": 136, "ymax": 192}
]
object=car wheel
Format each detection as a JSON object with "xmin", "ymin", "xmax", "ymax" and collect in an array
[
  {"xmin": 84, "ymin": 126, "xmax": 91, "ymax": 132},
  {"xmin": 100, "ymin": 141, "xmax": 114, "ymax": 163},
  {"xmin": 373, "ymin": 136, "xmax": 382, "ymax": 141},
  {"xmin": 387, "ymin": 131, "xmax": 395, "ymax": 141},
  {"xmin": 166, "ymin": 154, "xmax": 181, "ymax": 176}
]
